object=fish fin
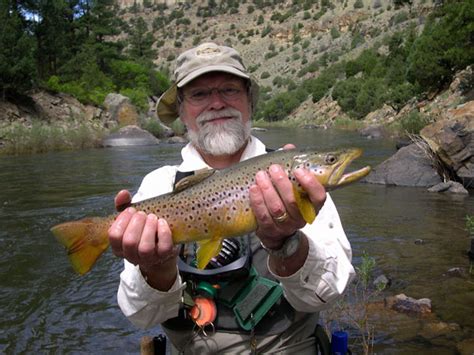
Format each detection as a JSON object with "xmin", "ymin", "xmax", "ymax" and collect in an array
[
  {"xmin": 196, "ymin": 238, "xmax": 223, "ymax": 269},
  {"xmin": 51, "ymin": 217, "xmax": 112, "ymax": 275},
  {"xmin": 173, "ymin": 169, "xmax": 215, "ymax": 193},
  {"xmin": 293, "ymin": 185, "xmax": 317, "ymax": 224}
]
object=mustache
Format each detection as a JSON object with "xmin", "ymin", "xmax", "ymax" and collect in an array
[{"xmin": 196, "ymin": 108, "xmax": 242, "ymax": 125}]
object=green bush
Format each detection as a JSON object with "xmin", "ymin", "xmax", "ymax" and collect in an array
[
  {"xmin": 399, "ymin": 110, "xmax": 430, "ymax": 134},
  {"xmin": 260, "ymin": 71, "xmax": 271, "ymax": 79}
]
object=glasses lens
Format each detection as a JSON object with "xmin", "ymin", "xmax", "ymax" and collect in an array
[{"xmin": 183, "ymin": 85, "xmax": 243, "ymax": 105}]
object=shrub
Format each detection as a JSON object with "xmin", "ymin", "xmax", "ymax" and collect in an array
[
  {"xmin": 260, "ymin": 71, "xmax": 271, "ymax": 79},
  {"xmin": 399, "ymin": 110, "xmax": 430, "ymax": 134}
]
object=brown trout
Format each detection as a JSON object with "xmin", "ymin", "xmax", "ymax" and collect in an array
[{"xmin": 51, "ymin": 148, "xmax": 371, "ymax": 275}]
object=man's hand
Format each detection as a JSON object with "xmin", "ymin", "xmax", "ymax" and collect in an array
[
  {"xmin": 249, "ymin": 143, "xmax": 326, "ymax": 276},
  {"xmin": 108, "ymin": 190, "xmax": 179, "ymax": 291}
]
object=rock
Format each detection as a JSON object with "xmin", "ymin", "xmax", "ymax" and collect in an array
[
  {"xmin": 420, "ymin": 320, "xmax": 461, "ymax": 340},
  {"xmin": 364, "ymin": 144, "xmax": 442, "ymax": 187},
  {"xmin": 428, "ymin": 181, "xmax": 469, "ymax": 194},
  {"xmin": 364, "ymin": 104, "xmax": 396, "ymax": 124},
  {"xmin": 251, "ymin": 127, "xmax": 267, "ymax": 132},
  {"xmin": 414, "ymin": 239, "xmax": 425, "ymax": 245},
  {"xmin": 359, "ymin": 124, "xmax": 385, "ymax": 139},
  {"xmin": 102, "ymin": 125, "xmax": 160, "ymax": 147},
  {"xmin": 457, "ymin": 338, "xmax": 474, "ymax": 355},
  {"xmin": 166, "ymin": 136, "xmax": 187, "ymax": 144},
  {"xmin": 373, "ymin": 274, "xmax": 390, "ymax": 290},
  {"xmin": 103, "ymin": 93, "xmax": 139, "ymax": 127},
  {"xmin": 420, "ymin": 101, "xmax": 474, "ymax": 188},
  {"xmin": 385, "ymin": 293, "xmax": 432, "ymax": 316},
  {"xmin": 444, "ymin": 267, "xmax": 466, "ymax": 278},
  {"xmin": 449, "ymin": 65, "xmax": 473, "ymax": 96}
]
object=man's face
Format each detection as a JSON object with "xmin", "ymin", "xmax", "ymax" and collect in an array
[{"xmin": 179, "ymin": 72, "xmax": 252, "ymax": 156}]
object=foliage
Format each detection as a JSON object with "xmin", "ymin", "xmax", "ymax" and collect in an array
[
  {"xmin": 0, "ymin": 0, "xmax": 37, "ymax": 97},
  {"xmin": 398, "ymin": 110, "xmax": 430, "ymax": 134},
  {"xmin": 465, "ymin": 215, "xmax": 474, "ymax": 235},
  {"xmin": 0, "ymin": 121, "xmax": 105, "ymax": 155},
  {"xmin": 322, "ymin": 252, "xmax": 384, "ymax": 354},
  {"xmin": 406, "ymin": 1, "xmax": 474, "ymax": 92}
]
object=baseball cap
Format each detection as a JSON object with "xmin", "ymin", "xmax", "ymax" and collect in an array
[{"xmin": 156, "ymin": 42, "xmax": 259, "ymax": 124}]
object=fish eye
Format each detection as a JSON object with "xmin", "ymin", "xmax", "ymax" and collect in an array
[{"xmin": 325, "ymin": 154, "xmax": 337, "ymax": 165}]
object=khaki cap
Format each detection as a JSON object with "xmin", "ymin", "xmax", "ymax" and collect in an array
[{"xmin": 156, "ymin": 42, "xmax": 259, "ymax": 124}]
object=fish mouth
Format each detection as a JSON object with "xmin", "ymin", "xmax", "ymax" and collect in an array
[{"xmin": 327, "ymin": 149, "xmax": 371, "ymax": 190}]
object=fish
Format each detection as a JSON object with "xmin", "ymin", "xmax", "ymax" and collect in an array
[{"xmin": 51, "ymin": 148, "xmax": 371, "ymax": 275}]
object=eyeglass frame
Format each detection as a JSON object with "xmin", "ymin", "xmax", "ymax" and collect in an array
[{"xmin": 177, "ymin": 79, "xmax": 251, "ymax": 107}]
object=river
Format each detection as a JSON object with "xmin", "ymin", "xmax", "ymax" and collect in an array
[{"xmin": 0, "ymin": 128, "xmax": 473, "ymax": 354}]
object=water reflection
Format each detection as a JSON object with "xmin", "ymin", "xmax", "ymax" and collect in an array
[{"xmin": 0, "ymin": 129, "xmax": 472, "ymax": 353}]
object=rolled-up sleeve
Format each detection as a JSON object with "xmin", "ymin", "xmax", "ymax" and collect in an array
[{"xmin": 269, "ymin": 194, "xmax": 355, "ymax": 312}]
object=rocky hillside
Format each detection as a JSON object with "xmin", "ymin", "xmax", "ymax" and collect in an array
[{"xmin": 115, "ymin": 0, "xmax": 433, "ymax": 91}]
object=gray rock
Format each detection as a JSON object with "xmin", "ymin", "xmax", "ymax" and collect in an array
[
  {"xmin": 102, "ymin": 125, "xmax": 160, "ymax": 147},
  {"xmin": 428, "ymin": 181, "xmax": 469, "ymax": 194},
  {"xmin": 364, "ymin": 144, "xmax": 442, "ymax": 187},
  {"xmin": 166, "ymin": 136, "xmax": 188, "ymax": 144},
  {"xmin": 373, "ymin": 274, "xmax": 390, "ymax": 290}
]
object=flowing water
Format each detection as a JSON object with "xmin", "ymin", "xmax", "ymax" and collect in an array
[{"xmin": 0, "ymin": 128, "xmax": 473, "ymax": 354}]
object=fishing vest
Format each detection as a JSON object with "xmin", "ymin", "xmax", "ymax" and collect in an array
[{"xmin": 162, "ymin": 168, "xmax": 301, "ymax": 336}]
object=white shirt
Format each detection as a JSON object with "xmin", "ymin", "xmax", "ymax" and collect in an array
[{"xmin": 117, "ymin": 136, "xmax": 355, "ymax": 330}]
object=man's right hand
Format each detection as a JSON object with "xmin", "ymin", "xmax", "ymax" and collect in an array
[{"xmin": 108, "ymin": 190, "xmax": 179, "ymax": 291}]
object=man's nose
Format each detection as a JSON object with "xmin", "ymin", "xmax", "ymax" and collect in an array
[{"xmin": 207, "ymin": 89, "xmax": 227, "ymax": 109}]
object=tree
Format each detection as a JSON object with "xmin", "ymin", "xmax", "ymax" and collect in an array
[
  {"xmin": 406, "ymin": 1, "xmax": 474, "ymax": 92},
  {"xmin": 126, "ymin": 17, "xmax": 156, "ymax": 61},
  {"xmin": 0, "ymin": 0, "xmax": 36, "ymax": 97}
]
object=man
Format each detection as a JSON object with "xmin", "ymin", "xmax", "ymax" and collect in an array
[{"xmin": 108, "ymin": 42, "xmax": 355, "ymax": 354}]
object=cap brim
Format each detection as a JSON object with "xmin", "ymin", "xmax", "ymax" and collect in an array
[
  {"xmin": 156, "ymin": 84, "xmax": 178, "ymax": 125},
  {"xmin": 177, "ymin": 65, "xmax": 250, "ymax": 88}
]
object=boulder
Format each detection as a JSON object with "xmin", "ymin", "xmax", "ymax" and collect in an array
[
  {"xmin": 103, "ymin": 93, "xmax": 139, "ymax": 127},
  {"xmin": 364, "ymin": 143, "xmax": 442, "ymax": 187},
  {"xmin": 102, "ymin": 125, "xmax": 160, "ymax": 147},
  {"xmin": 428, "ymin": 181, "xmax": 469, "ymax": 194},
  {"xmin": 385, "ymin": 293, "xmax": 432, "ymax": 316},
  {"xmin": 420, "ymin": 101, "xmax": 474, "ymax": 188},
  {"xmin": 359, "ymin": 124, "xmax": 385, "ymax": 139}
]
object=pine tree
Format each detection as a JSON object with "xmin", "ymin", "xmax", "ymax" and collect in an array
[{"xmin": 0, "ymin": 0, "xmax": 36, "ymax": 97}]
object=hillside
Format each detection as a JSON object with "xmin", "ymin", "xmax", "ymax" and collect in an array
[{"xmin": 117, "ymin": 0, "xmax": 432, "ymax": 92}]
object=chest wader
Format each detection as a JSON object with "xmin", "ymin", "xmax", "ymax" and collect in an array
[{"xmin": 157, "ymin": 167, "xmax": 330, "ymax": 354}]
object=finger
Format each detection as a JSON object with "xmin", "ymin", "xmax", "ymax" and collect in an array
[
  {"xmin": 254, "ymin": 169, "xmax": 286, "ymax": 220},
  {"xmin": 137, "ymin": 214, "xmax": 159, "ymax": 263},
  {"xmin": 294, "ymin": 168, "xmax": 327, "ymax": 212},
  {"xmin": 122, "ymin": 211, "xmax": 147, "ymax": 264},
  {"xmin": 267, "ymin": 165, "xmax": 301, "ymax": 221},
  {"xmin": 282, "ymin": 143, "xmax": 296, "ymax": 150},
  {"xmin": 249, "ymin": 183, "xmax": 273, "ymax": 228},
  {"xmin": 115, "ymin": 190, "xmax": 132, "ymax": 212},
  {"xmin": 108, "ymin": 207, "xmax": 135, "ymax": 257},
  {"xmin": 156, "ymin": 218, "xmax": 175, "ymax": 258}
]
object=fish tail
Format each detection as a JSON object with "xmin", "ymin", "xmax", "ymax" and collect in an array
[{"xmin": 51, "ymin": 217, "xmax": 112, "ymax": 275}]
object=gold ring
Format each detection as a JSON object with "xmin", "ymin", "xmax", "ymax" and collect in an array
[{"xmin": 273, "ymin": 211, "xmax": 289, "ymax": 223}]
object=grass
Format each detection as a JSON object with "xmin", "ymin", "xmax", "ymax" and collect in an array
[{"xmin": 0, "ymin": 121, "xmax": 107, "ymax": 155}]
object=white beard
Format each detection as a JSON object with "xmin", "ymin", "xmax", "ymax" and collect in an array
[{"xmin": 187, "ymin": 108, "xmax": 251, "ymax": 156}]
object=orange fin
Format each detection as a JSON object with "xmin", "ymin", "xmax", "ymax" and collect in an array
[{"xmin": 51, "ymin": 217, "xmax": 112, "ymax": 275}]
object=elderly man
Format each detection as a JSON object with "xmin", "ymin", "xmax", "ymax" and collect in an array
[{"xmin": 108, "ymin": 42, "xmax": 355, "ymax": 354}]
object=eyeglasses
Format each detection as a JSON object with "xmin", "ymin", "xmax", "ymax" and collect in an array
[{"xmin": 181, "ymin": 84, "xmax": 246, "ymax": 106}]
